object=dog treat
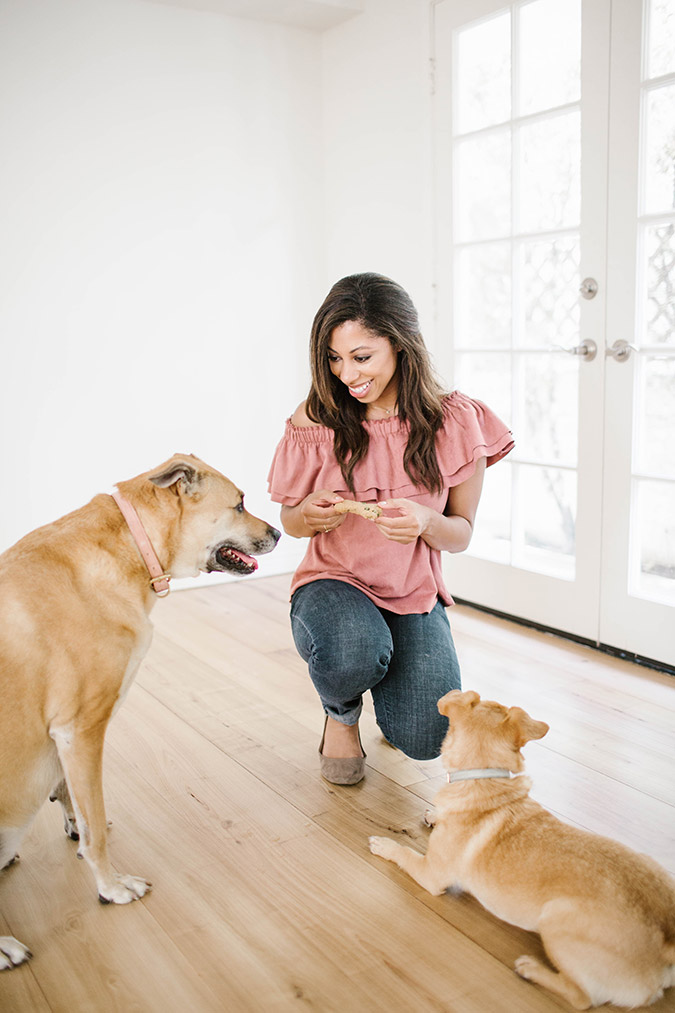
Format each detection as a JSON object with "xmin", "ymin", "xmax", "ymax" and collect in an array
[{"xmin": 334, "ymin": 499, "xmax": 382, "ymax": 520}]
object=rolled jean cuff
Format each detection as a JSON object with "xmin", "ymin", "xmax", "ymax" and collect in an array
[{"xmin": 323, "ymin": 701, "xmax": 363, "ymax": 726}]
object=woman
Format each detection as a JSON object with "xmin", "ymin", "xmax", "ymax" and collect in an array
[{"xmin": 268, "ymin": 273, "xmax": 513, "ymax": 784}]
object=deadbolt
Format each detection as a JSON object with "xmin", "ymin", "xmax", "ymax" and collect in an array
[{"xmin": 580, "ymin": 278, "xmax": 598, "ymax": 300}]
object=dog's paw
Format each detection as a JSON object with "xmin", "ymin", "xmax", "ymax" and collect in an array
[
  {"xmin": 98, "ymin": 874, "xmax": 152, "ymax": 905},
  {"xmin": 423, "ymin": 809, "xmax": 437, "ymax": 828},
  {"xmin": 514, "ymin": 955, "xmax": 541, "ymax": 981},
  {"xmin": 368, "ymin": 836, "xmax": 399, "ymax": 861},
  {"xmin": 0, "ymin": 936, "xmax": 32, "ymax": 971}
]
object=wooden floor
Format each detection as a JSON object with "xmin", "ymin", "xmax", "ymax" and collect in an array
[{"xmin": 2, "ymin": 574, "xmax": 674, "ymax": 1013}]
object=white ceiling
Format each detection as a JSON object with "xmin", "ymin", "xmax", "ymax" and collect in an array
[{"xmin": 137, "ymin": 0, "xmax": 366, "ymax": 31}]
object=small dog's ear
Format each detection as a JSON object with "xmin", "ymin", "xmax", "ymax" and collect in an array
[
  {"xmin": 504, "ymin": 707, "xmax": 549, "ymax": 748},
  {"xmin": 438, "ymin": 689, "xmax": 480, "ymax": 717},
  {"xmin": 149, "ymin": 459, "xmax": 200, "ymax": 495}
]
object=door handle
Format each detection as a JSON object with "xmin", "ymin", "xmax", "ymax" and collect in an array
[
  {"xmin": 606, "ymin": 340, "xmax": 637, "ymax": 362},
  {"xmin": 555, "ymin": 339, "xmax": 597, "ymax": 361}
]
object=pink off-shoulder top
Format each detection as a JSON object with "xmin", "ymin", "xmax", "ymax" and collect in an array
[{"xmin": 267, "ymin": 392, "xmax": 514, "ymax": 615}]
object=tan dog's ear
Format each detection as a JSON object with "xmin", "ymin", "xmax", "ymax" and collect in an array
[
  {"xmin": 437, "ymin": 689, "xmax": 480, "ymax": 717},
  {"xmin": 149, "ymin": 459, "xmax": 200, "ymax": 495},
  {"xmin": 504, "ymin": 707, "xmax": 549, "ymax": 748}
]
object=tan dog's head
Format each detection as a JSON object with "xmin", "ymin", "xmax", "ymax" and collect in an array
[
  {"xmin": 119, "ymin": 454, "xmax": 280, "ymax": 579},
  {"xmin": 437, "ymin": 690, "xmax": 549, "ymax": 775}
]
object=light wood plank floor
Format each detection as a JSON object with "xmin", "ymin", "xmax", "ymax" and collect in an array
[{"xmin": 1, "ymin": 574, "xmax": 674, "ymax": 1013}]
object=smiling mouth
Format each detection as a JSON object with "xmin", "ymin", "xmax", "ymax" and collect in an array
[{"xmin": 348, "ymin": 380, "xmax": 372, "ymax": 398}]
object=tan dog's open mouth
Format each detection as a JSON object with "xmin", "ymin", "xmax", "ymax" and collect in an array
[{"xmin": 210, "ymin": 544, "xmax": 259, "ymax": 575}]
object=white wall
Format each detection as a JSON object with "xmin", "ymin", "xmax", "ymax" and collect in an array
[
  {"xmin": 321, "ymin": 0, "xmax": 436, "ymax": 351},
  {"xmin": 0, "ymin": 0, "xmax": 326, "ymax": 578},
  {"xmin": 0, "ymin": 0, "xmax": 436, "ymax": 582}
]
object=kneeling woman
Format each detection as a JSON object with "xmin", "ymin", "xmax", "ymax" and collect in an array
[{"xmin": 268, "ymin": 273, "xmax": 513, "ymax": 784}]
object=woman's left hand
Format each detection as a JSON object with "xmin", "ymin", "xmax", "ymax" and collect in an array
[
  {"xmin": 374, "ymin": 499, "xmax": 434, "ymax": 544},
  {"xmin": 374, "ymin": 461, "xmax": 487, "ymax": 551}
]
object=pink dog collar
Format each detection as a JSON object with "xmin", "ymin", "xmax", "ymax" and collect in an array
[{"xmin": 111, "ymin": 489, "xmax": 171, "ymax": 597}]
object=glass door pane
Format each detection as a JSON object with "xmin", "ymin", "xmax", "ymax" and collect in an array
[
  {"xmin": 451, "ymin": 0, "xmax": 583, "ymax": 581},
  {"xmin": 634, "ymin": 10, "xmax": 675, "ymax": 605},
  {"xmin": 601, "ymin": 0, "xmax": 675, "ymax": 663},
  {"xmin": 434, "ymin": 0, "xmax": 608, "ymax": 641}
]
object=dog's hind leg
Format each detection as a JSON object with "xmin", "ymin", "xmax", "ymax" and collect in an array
[
  {"xmin": 49, "ymin": 778, "xmax": 79, "ymax": 841},
  {"xmin": 0, "ymin": 829, "xmax": 32, "ymax": 970},
  {"xmin": 515, "ymin": 954, "xmax": 592, "ymax": 1009},
  {"xmin": 368, "ymin": 836, "xmax": 451, "ymax": 896},
  {"xmin": 51, "ymin": 724, "xmax": 151, "ymax": 905}
]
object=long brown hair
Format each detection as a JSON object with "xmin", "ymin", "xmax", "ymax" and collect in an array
[{"xmin": 306, "ymin": 273, "xmax": 447, "ymax": 493}]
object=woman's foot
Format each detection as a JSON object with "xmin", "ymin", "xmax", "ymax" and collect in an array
[
  {"xmin": 321, "ymin": 716, "xmax": 364, "ymax": 757},
  {"xmin": 319, "ymin": 716, "xmax": 366, "ymax": 785}
]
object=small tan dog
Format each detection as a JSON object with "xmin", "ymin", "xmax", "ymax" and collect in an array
[
  {"xmin": 0, "ymin": 454, "xmax": 280, "ymax": 970},
  {"xmin": 369, "ymin": 689, "xmax": 675, "ymax": 1009}
]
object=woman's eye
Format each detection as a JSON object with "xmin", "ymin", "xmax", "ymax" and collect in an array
[{"xmin": 354, "ymin": 355, "xmax": 371, "ymax": 363}]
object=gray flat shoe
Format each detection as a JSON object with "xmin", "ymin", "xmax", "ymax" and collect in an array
[{"xmin": 319, "ymin": 718, "xmax": 366, "ymax": 785}]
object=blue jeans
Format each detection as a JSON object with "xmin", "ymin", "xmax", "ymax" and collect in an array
[{"xmin": 290, "ymin": 580, "xmax": 461, "ymax": 760}]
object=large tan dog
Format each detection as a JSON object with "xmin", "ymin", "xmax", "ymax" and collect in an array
[
  {"xmin": 369, "ymin": 689, "xmax": 675, "ymax": 1010},
  {"xmin": 0, "ymin": 454, "xmax": 280, "ymax": 970}
]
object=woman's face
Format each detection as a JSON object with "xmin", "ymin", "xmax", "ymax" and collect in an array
[{"xmin": 327, "ymin": 320, "xmax": 399, "ymax": 409}]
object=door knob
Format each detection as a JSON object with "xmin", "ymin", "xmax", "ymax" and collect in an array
[{"xmin": 606, "ymin": 340, "xmax": 637, "ymax": 362}]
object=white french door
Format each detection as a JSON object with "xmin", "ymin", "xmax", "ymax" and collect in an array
[
  {"xmin": 601, "ymin": 0, "xmax": 675, "ymax": 659},
  {"xmin": 434, "ymin": 0, "xmax": 675, "ymax": 667}
]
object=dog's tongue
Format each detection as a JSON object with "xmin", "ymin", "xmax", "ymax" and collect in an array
[{"xmin": 229, "ymin": 548, "xmax": 258, "ymax": 570}]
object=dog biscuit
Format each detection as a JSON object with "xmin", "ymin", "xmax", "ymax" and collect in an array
[{"xmin": 334, "ymin": 499, "xmax": 382, "ymax": 520}]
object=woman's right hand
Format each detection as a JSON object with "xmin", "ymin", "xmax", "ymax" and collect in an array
[
  {"xmin": 300, "ymin": 490, "xmax": 346, "ymax": 535},
  {"xmin": 280, "ymin": 490, "xmax": 346, "ymax": 538}
]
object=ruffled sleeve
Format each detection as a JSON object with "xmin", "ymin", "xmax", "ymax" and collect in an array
[
  {"xmin": 267, "ymin": 392, "xmax": 514, "ymax": 506},
  {"xmin": 267, "ymin": 420, "xmax": 341, "ymax": 506},
  {"xmin": 436, "ymin": 391, "xmax": 514, "ymax": 487},
  {"xmin": 344, "ymin": 391, "xmax": 514, "ymax": 500}
]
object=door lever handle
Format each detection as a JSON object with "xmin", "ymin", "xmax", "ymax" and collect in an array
[
  {"xmin": 606, "ymin": 340, "xmax": 637, "ymax": 362},
  {"xmin": 554, "ymin": 339, "xmax": 597, "ymax": 361}
]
